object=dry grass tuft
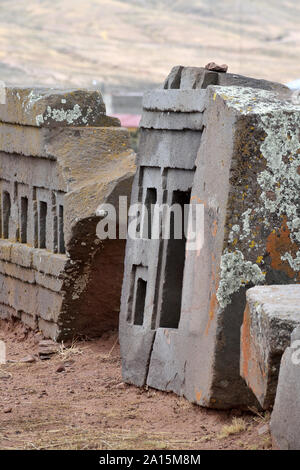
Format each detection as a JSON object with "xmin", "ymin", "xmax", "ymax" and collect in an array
[
  {"xmin": 218, "ymin": 418, "xmax": 247, "ymax": 439},
  {"xmin": 58, "ymin": 340, "xmax": 83, "ymax": 361}
]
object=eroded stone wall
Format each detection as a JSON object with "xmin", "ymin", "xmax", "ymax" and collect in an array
[{"xmin": 0, "ymin": 86, "xmax": 135, "ymax": 340}]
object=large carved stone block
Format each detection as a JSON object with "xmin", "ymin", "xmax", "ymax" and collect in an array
[
  {"xmin": 0, "ymin": 86, "xmax": 135, "ymax": 340},
  {"xmin": 119, "ymin": 66, "xmax": 294, "ymax": 407},
  {"xmin": 146, "ymin": 85, "xmax": 300, "ymax": 409}
]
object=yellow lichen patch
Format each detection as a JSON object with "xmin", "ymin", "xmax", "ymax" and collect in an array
[{"xmin": 256, "ymin": 256, "xmax": 263, "ymax": 264}]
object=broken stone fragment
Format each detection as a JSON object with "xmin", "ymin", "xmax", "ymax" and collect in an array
[
  {"xmin": 38, "ymin": 339, "xmax": 60, "ymax": 359},
  {"xmin": 0, "ymin": 87, "xmax": 120, "ymax": 127},
  {"xmin": 205, "ymin": 62, "xmax": 228, "ymax": 72},
  {"xmin": 18, "ymin": 355, "xmax": 36, "ymax": 364},
  {"xmin": 240, "ymin": 285, "xmax": 300, "ymax": 409},
  {"xmin": 3, "ymin": 407, "xmax": 12, "ymax": 413}
]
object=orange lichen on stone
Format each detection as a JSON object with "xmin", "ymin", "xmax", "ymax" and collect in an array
[
  {"xmin": 212, "ymin": 220, "xmax": 218, "ymax": 237},
  {"xmin": 205, "ymin": 254, "xmax": 219, "ymax": 335},
  {"xmin": 205, "ymin": 291, "xmax": 218, "ymax": 336},
  {"xmin": 266, "ymin": 217, "xmax": 298, "ymax": 279}
]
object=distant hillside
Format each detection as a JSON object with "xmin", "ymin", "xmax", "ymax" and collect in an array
[{"xmin": 0, "ymin": 0, "xmax": 299, "ymax": 90}]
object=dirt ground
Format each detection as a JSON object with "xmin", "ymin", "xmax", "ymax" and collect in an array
[{"xmin": 0, "ymin": 319, "xmax": 272, "ymax": 450}]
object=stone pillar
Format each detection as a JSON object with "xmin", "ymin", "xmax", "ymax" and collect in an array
[{"xmin": 119, "ymin": 66, "xmax": 291, "ymax": 397}]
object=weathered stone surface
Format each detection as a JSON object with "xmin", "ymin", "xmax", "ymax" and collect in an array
[
  {"xmin": 38, "ymin": 339, "xmax": 60, "ymax": 358},
  {"xmin": 143, "ymin": 90, "xmax": 206, "ymax": 113},
  {"xmin": 20, "ymin": 312, "xmax": 37, "ymax": 330},
  {"xmin": 163, "ymin": 65, "xmax": 184, "ymax": 89},
  {"xmin": 270, "ymin": 326, "xmax": 300, "ymax": 449},
  {"xmin": 140, "ymin": 110, "xmax": 204, "ymax": 130},
  {"xmin": 10, "ymin": 244, "xmax": 33, "ymax": 268},
  {"xmin": 0, "ymin": 86, "xmax": 120, "ymax": 127},
  {"xmin": 119, "ymin": 68, "xmax": 294, "ymax": 401},
  {"xmin": 138, "ymin": 130, "xmax": 202, "ymax": 170},
  {"xmin": 162, "ymin": 65, "xmax": 290, "ymax": 95},
  {"xmin": 120, "ymin": 70, "xmax": 300, "ymax": 409},
  {"xmin": 0, "ymin": 86, "xmax": 136, "ymax": 340},
  {"xmin": 240, "ymin": 285, "xmax": 300, "ymax": 409},
  {"xmin": 145, "ymin": 86, "xmax": 300, "ymax": 409},
  {"xmin": 205, "ymin": 62, "xmax": 228, "ymax": 72},
  {"xmin": 119, "ymin": 70, "xmax": 204, "ymax": 387}
]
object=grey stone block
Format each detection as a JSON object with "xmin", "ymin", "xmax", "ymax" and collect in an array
[
  {"xmin": 10, "ymin": 244, "xmax": 33, "ymax": 268},
  {"xmin": 143, "ymin": 90, "xmax": 206, "ymax": 113},
  {"xmin": 20, "ymin": 311, "xmax": 37, "ymax": 330},
  {"xmin": 38, "ymin": 318, "xmax": 60, "ymax": 340},
  {"xmin": 140, "ymin": 110, "xmax": 204, "ymax": 130},
  {"xmin": 138, "ymin": 130, "xmax": 202, "ymax": 170},
  {"xmin": 270, "ymin": 326, "xmax": 300, "ymax": 449},
  {"xmin": 35, "ymin": 271, "xmax": 63, "ymax": 293},
  {"xmin": 161, "ymin": 65, "xmax": 290, "ymax": 95},
  {"xmin": 163, "ymin": 65, "xmax": 184, "ymax": 89},
  {"xmin": 0, "ymin": 86, "xmax": 116, "ymax": 127},
  {"xmin": 32, "ymin": 251, "xmax": 67, "ymax": 276},
  {"xmin": 0, "ymin": 86, "xmax": 136, "ymax": 340},
  {"xmin": 120, "ymin": 74, "xmax": 300, "ymax": 409},
  {"xmin": 0, "ymin": 240, "xmax": 12, "ymax": 261},
  {"xmin": 0, "ymin": 260, "xmax": 35, "ymax": 284},
  {"xmin": 240, "ymin": 285, "xmax": 300, "ymax": 409},
  {"xmin": 146, "ymin": 86, "xmax": 300, "ymax": 409}
]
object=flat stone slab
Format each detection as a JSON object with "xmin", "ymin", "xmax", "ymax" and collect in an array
[
  {"xmin": 270, "ymin": 325, "xmax": 300, "ymax": 449},
  {"xmin": 241, "ymin": 285, "xmax": 300, "ymax": 409},
  {"xmin": 0, "ymin": 122, "xmax": 128, "ymax": 160},
  {"xmin": 143, "ymin": 90, "xmax": 206, "ymax": 113},
  {"xmin": 0, "ymin": 86, "xmax": 119, "ymax": 127},
  {"xmin": 140, "ymin": 110, "xmax": 204, "ymax": 130}
]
